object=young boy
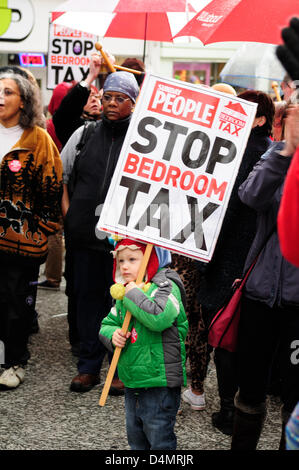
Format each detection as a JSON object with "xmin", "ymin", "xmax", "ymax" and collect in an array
[{"xmin": 99, "ymin": 238, "xmax": 188, "ymax": 450}]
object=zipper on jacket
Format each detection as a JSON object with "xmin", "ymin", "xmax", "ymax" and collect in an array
[{"xmin": 98, "ymin": 135, "xmax": 115, "ymax": 203}]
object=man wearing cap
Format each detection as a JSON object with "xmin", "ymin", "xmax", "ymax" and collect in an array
[{"xmin": 61, "ymin": 71, "xmax": 139, "ymax": 393}]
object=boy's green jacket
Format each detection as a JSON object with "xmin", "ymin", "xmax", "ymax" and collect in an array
[{"xmin": 99, "ymin": 267, "xmax": 188, "ymax": 389}]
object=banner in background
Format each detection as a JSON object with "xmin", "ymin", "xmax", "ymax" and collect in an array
[
  {"xmin": 97, "ymin": 73, "xmax": 257, "ymax": 262},
  {"xmin": 47, "ymin": 22, "xmax": 97, "ymax": 89}
]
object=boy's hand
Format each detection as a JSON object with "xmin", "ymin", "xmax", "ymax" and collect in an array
[
  {"xmin": 125, "ymin": 281, "xmax": 144, "ymax": 294},
  {"xmin": 112, "ymin": 329, "xmax": 131, "ymax": 348}
]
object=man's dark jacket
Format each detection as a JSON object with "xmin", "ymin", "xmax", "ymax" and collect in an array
[
  {"xmin": 64, "ymin": 114, "xmax": 131, "ymax": 251},
  {"xmin": 196, "ymin": 126, "xmax": 272, "ymax": 324}
]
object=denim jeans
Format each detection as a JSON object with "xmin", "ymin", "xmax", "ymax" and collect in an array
[{"xmin": 125, "ymin": 386, "xmax": 181, "ymax": 450}]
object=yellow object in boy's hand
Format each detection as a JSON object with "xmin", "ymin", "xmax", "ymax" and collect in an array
[
  {"xmin": 110, "ymin": 282, "xmax": 152, "ymax": 300},
  {"xmin": 110, "ymin": 283, "xmax": 126, "ymax": 300}
]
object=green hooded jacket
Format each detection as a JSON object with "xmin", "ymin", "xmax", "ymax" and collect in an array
[{"xmin": 99, "ymin": 267, "xmax": 188, "ymax": 389}]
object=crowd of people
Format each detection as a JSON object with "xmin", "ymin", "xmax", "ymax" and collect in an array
[{"xmin": 0, "ymin": 18, "xmax": 299, "ymax": 450}]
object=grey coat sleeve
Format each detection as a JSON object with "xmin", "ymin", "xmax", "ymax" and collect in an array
[
  {"xmin": 238, "ymin": 148, "xmax": 291, "ymax": 212},
  {"xmin": 60, "ymin": 125, "xmax": 84, "ymax": 184}
]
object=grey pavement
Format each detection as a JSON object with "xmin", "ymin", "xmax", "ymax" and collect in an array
[{"xmin": 0, "ymin": 272, "xmax": 282, "ymax": 451}]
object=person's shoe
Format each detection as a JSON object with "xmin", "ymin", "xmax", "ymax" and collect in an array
[
  {"xmin": 109, "ymin": 378, "xmax": 125, "ymax": 396},
  {"xmin": 70, "ymin": 373, "xmax": 100, "ymax": 393},
  {"xmin": 0, "ymin": 366, "xmax": 25, "ymax": 390},
  {"xmin": 212, "ymin": 409, "xmax": 235, "ymax": 435},
  {"xmin": 37, "ymin": 280, "xmax": 60, "ymax": 291},
  {"xmin": 182, "ymin": 389, "xmax": 206, "ymax": 410}
]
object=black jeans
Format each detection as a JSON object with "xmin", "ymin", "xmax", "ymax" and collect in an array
[
  {"xmin": 237, "ymin": 297, "xmax": 299, "ymax": 413},
  {"xmin": 0, "ymin": 257, "xmax": 39, "ymax": 367},
  {"xmin": 72, "ymin": 248, "xmax": 113, "ymax": 375}
]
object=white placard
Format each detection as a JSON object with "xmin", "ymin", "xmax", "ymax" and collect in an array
[
  {"xmin": 97, "ymin": 73, "xmax": 257, "ymax": 262},
  {"xmin": 47, "ymin": 22, "xmax": 97, "ymax": 89}
]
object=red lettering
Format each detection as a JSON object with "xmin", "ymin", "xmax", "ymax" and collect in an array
[
  {"xmin": 179, "ymin": 171, "xmax": 194, "ymax": 191},
  {"xmin": 194, "ymin": 175, "xmax": 209, "ymax": 195},
  {"xmin": 123, "ymin": 153, "xmax": 139, "ymax": 174},
  {"xmin": 137, "ymin": 157, "xmax": 152, "ymax": 179},
  {"xmin": 151, "ymin": 161, "xmax": 166, "ymax": 182},
  {"xmin": 164, "ymin": 165, "xmax": 181, "ymax": 187},
  {"xmin": 207, "ymin": 179, "xmax": 227, "ymax": 202},
  {"xmin": 148, "ymin": 81, "xmax": 219, "ymax": 128}
]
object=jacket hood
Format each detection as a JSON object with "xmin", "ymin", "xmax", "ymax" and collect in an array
[
  {"xmin": 48, "ymin": 82, "xmax": 74, "ymax": 115},
  {"xmin": 112, "ymin": 239, "xmax": 159, "ymax": 284}
]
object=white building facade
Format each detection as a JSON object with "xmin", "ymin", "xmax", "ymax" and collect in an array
[{"xmin": 0, "ymin": 0, "xmax": 239, "ymax": 106}]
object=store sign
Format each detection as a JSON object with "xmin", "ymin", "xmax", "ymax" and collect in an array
[
  {"xmin": 19, "ymin": 53, "xmax": 45, "ymax": 67},
  {"xmin": 0, "ymin": 0, "xmax": 34, "ymax": 42},
  {"xmin": 97, "ymin": 74, "xmax": 257, "ymax": 262},
  {"xmin": 47, "ymin": 22, "xmax": 97, "ymax": 89}
]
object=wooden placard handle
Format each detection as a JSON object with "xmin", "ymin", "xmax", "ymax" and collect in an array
[
  {"xmin": 114, "ymin": 64, "xmax": 142, "ymax": 75},
  {"xmin": 99, "ymin": 243, "xmax": 154, "ymax": 407},
  {"xmin": 272, "ymin": 81, "xmax": 281, "ymax": 102},
  {"xmin": 95, "ymin": 42, "xmax": 116, "ymax": 73},
  {"xmin": 95, "ymin": 42, "xmax": 142, "ymax": 76}
]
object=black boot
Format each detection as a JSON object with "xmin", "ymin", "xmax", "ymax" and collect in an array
[
  {"xmin": 212, "ymin": 348, "xmax": 238, "ymax": 436},
  {"xmin": 212, "ymin": 398, "xmax": 235, "ymax": 435},
  {"xmin": 231, "ymin": 391, "xmax": 266, "ymax": 450}
]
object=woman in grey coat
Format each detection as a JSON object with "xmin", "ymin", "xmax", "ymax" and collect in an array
[{"xmin": 231, "ymin": 139, "xmax": 299, "ymax": 450}]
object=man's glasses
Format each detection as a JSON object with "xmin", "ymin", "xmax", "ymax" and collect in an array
[
  {"xmin": 102, "ymin": 94, "xmax": 131, "ymax": 104},
  {"xmin": 0, "ymin": 88, "xmax": 21, "ymax": 98}
]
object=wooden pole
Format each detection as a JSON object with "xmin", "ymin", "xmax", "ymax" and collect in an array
[
  {"xmin": 99, "ymin": 243, "xmax": 154, "ymax": 407},
  {"xmin": 272, "ymin": 81, "xmax": 281, "ymax": 102},
  {"xmin": 114, "ymin": 64, "xmax": 142, "ymax": 75},
  {"xmin": 95, "ymin": 42, "xmax": 116, "ymax": 73},
  {"xmin": 95, "ymin": 42, "xmax": 142, "ymax": 76}
]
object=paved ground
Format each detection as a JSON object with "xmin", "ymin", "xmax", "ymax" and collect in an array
[{"xmin": 0, "ymin": 271, "xmax": 283, "ymax": 453}]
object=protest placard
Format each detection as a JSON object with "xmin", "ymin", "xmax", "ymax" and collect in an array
[
  {"xmin": 47, "ymin": 22, "xmax": 97, "ymax": 89},
  {"xmin": 97, "ymin": 74, "xmax": 257, "ymax": 262}
]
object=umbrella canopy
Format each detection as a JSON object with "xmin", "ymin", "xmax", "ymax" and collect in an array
[
  {"xmin": 174, "ymin": 0, "xmax": 299, "ymax": 45},
  {"xmin": 51, "ymin": 0, "xmax": 210, "ymax": 43},
  {"xmin": 220, "ymin": 43, "xmax": 286, "ymax": 93}
]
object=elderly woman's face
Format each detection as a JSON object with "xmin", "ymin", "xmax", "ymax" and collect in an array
[
  {"xmin": 102, "ymin": 91, "xmax": 133, "ymax": 121},
  {"xmin": 0, "ymin": 78, "xmax": 23, "ymax": 128}
]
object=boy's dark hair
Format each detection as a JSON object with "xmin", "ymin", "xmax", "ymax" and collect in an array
[{"xmin": 238, "ymin": 90, "xmax": 275, "ymax": 136}]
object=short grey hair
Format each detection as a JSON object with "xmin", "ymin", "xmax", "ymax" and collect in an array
[{"xmin": 0, "ymin": 70, "xmax": 45, "ymax": 129}]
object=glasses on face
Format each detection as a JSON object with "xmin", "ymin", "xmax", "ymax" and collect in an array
[
  {"xmin": 0, "ymin": 88, "xmax": 21, "ymax": 98},
  {"xmin": 102, "ymin": 94, "xmax": 131, "ymax": 104}
]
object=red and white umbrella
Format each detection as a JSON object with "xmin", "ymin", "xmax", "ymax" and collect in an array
[
  {"xmin": 52, "ymin": 0, "xmax": 211, "ymax": 61},
  {"xmin": 174, "ymin": 0, "xmax": 299, "ymax": 45}
]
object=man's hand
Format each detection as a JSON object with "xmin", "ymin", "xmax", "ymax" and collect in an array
[
  {"xmin": 112, "ymin": 329, "xmax": 131, "ymax": 348},
  {"xmin": 85, "ymin": 53, "xmax": 102, "ymax": 87},
  {"xmin": 85, "ymin": 52, "xmax": 116, "ymax": 87}
]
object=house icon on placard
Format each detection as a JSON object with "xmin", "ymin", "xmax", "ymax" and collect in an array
[{"xmin": 225, "ymin": 101, "xmax": 248, "ymax": 116}]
